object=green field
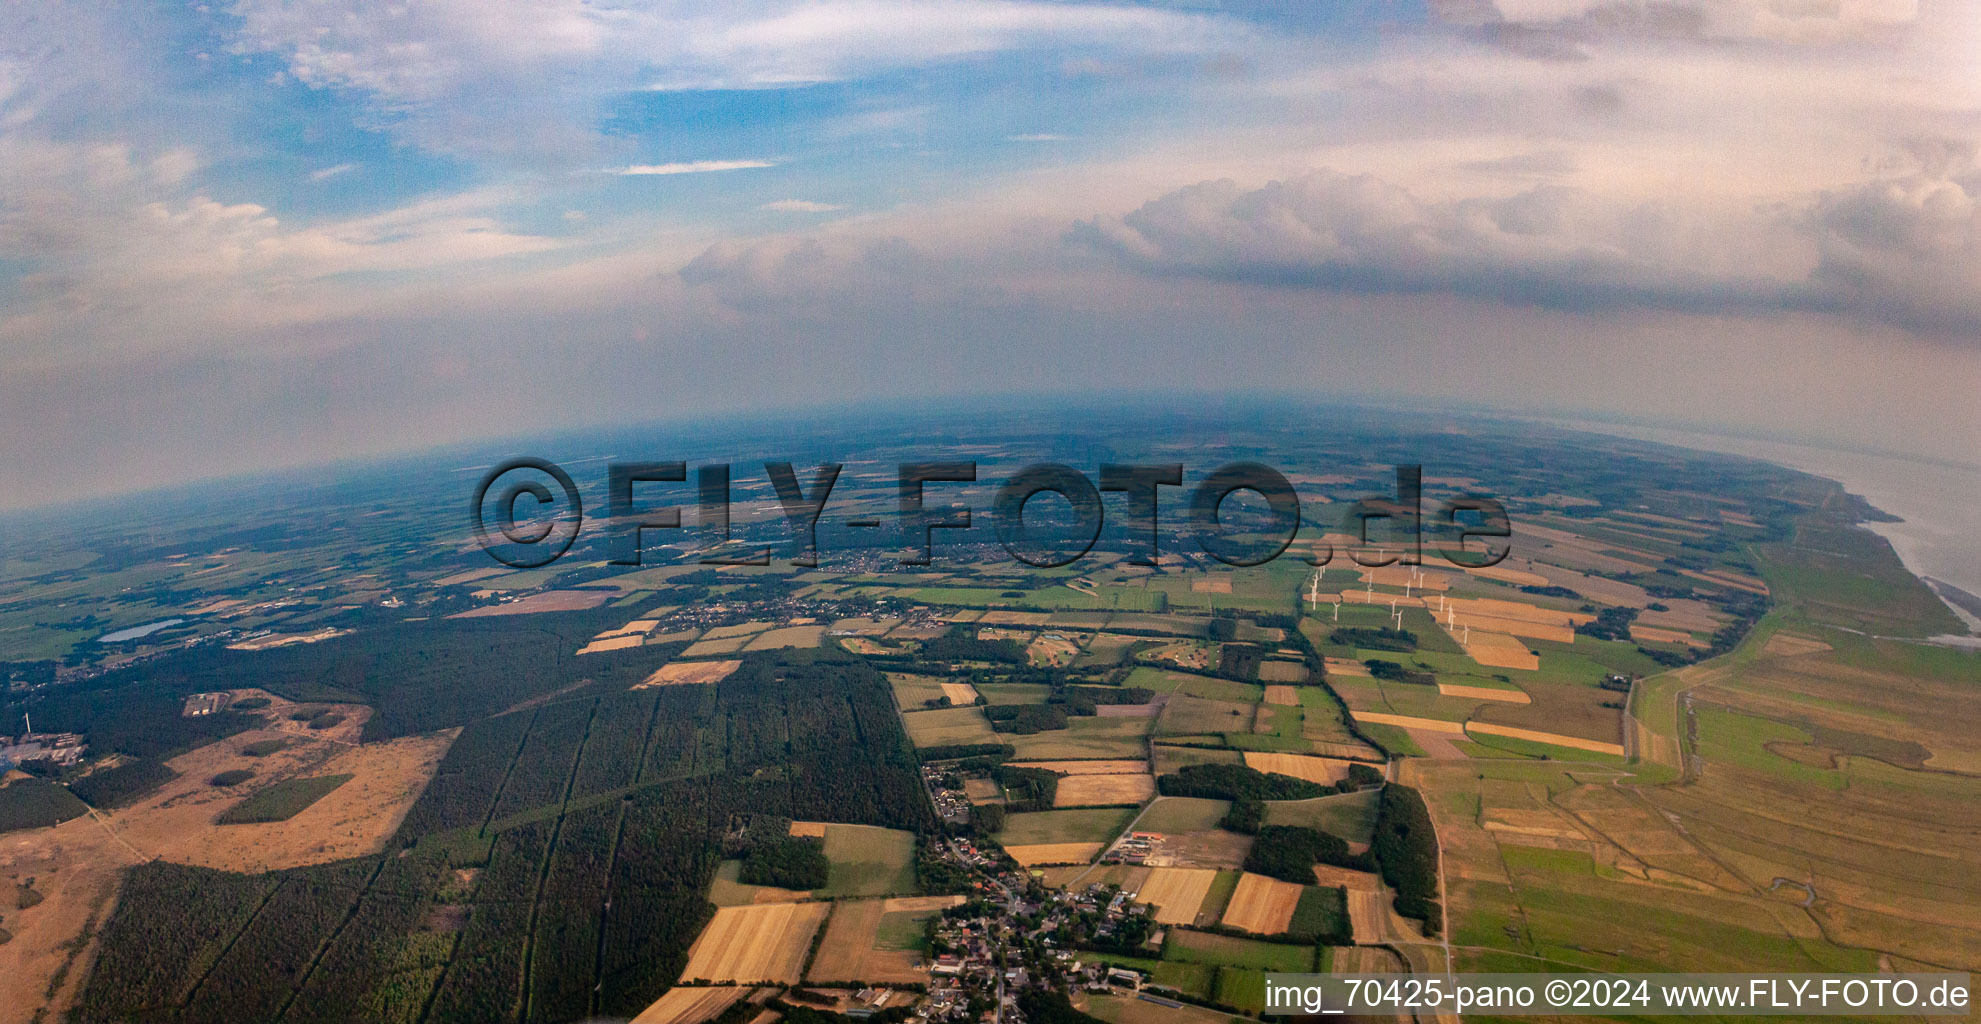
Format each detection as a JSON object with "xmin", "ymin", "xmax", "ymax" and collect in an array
[
  {"xmin": 216, "ymin": 774, "xmax": 353, "ymax": 824},
  {"xmin": 1165, "ymin": 930, "xmax": 1316, "ymax": 971},
  {"xmin": 1262, "ymin": 790, "xmax": 1378, "ymax": 843},
  {"xmin": 996, "ymin": 807, "xmax": 1137, "ymax": 845},
  {"xmin": 1135, "ymin": 797, "xmax": 1231, "ymax": 833},
  {"xmin": 1152, "ymin": 745, "xmax": 1243, "ymax": 775},
  {"xmin": 1007, "ymin": 717, "xmax": 1151, "ymax": 759},
  {"xmin": 1155, "ymin": 695, "xmax": 1254, "ymax": 736},
  {"xmin": 815, "ymin": 824, "xmax": 920, "ymax": 897},
  {"xmin": 900, "ymin": 706, "xmax": 1000, "ymax": 747},
  {"xmin": 887, "ymin": 672, "xmax": 949, "ymax": 710},
  {"xmin": 0, "ymin": 775, "xmax": 91, "ymax": 833},
  {"xmin": 1176, "ymin": 677, "xmax": 1264, "ymax": 703}
]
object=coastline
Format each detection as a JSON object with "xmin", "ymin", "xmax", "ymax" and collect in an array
[{"xmin": 1537, "ymin": 417, "xmax": 1981, "ymax": 639}]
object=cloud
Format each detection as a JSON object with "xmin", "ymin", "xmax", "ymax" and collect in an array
[
  {"xmin": 309, "ymin": 162, "xmax": 355, "ymax": 180},
  {"xmin": 1432, "ymin": 0, "xmax": 1919, "ymax": 49},
  {"xmin": 617, "ymin": 159, "xmax": 775, "ymax": 175},
  {"xmin": 226, "ymin": 0, "xmax": 1245, "ymax": 156},
  {"xmin": 1073, "ymin": 162, "xmax": 1981, "ymax": 335},
  {"xmin": 760, "ymin": 199, "xmax": 844, "ymax": 212}
]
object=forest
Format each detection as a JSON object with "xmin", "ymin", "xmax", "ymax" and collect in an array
[{"xmin": 74, "ymin": 649, "xmax": 933, "ymax": 1024}]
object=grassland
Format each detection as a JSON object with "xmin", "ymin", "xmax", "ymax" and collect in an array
[
  {"xmin": 1262, "ymin": 789, "xmax": 1378, "ymax": 843},
  {"xmin": 900, "ymin": 706, "xmax": 1000, "ymax": 747},
  {"xmin": 1006, "ymin": 718, "xmax": 1151, "ymax": 760},
  {"xmin": 815, "ymin": 824, "xmax": 920, "ymax": 897},
  {"xmin": 996, "ymin": 807, "xmax": 1137, "ymax": 846},
  {"xmin": 1135, "ymin": 797, "xmax": 1231, "ymax": 833}
]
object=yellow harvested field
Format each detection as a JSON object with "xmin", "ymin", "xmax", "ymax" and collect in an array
[
  {"xmin": 1352, "ymin": 711, "xmax": 1466, "ymax": 734},
  {"xmin": 1136, "ymin": 867, "xmax": 1217, "ymax": 925},
  {"xmin": 788, "ymin": 820, "xmax": 831, "ymax": 837},
  {"xmin": 1053, "ymin": 774, "xmax": 1156, "ymax": 807},
  {"xmin": 1444, "ymin": 597, "xmax": 1591, "ymax": 627},
  {"xmin": 1005, "ymin": 842, "xmax": 1103, "ymax": 866},
  {"xmin": 1630, "ymin": 623, "xmax": 1703, "ymax": 647},
  {"xmin": 1465, "ymin": 722, "xmax": 1625, "ymax": 756},
  {"xmin": 743, "ymin": 625, "xmax": 826, "ymax": 651},
  {"xmin": 598, "ymin": 619, "xmax": 661, "ymax": 638},
  {"xmin": 1455, "ymin": 630, "xmax": 1540, "ymax": 671},
  {"xmin": 1220, "ymin": 872, "xmax": 1303, "ymax": 935},
  {"xmin": 1435, "ymin": 681, "xmax": 1530, "ymax": 704},
  {"xmin": 578, "ymin": 633, "xmax": 647, "ymax": 655},
  {"xmin": 1241, "ymin": 752, "xmax": 1349, "ymax": 784},
  {"xmin": 679, "ymin": 902, "xmax": 831, "ymax": 984},
  {"xmin": 1323, "ymin": 657, "xmax": 1371, "ymax": 677},
  {"xmin": 1011, "ymin": 760, "xmax": 1148, "ymax": 775},
  {"xmin": 1262, "ymin": 685, "xmax": 1298, "ymax": 705},
  {"xmin": 1448, "ymin": 612, "xmax": 1574, "ymax": 644},
  {"xmin": 632, "ymin": 986, "xmax": 751, "ymax": 1024},
  {"xmin": 941, "ymin": 682, "xmax": 980, "ymax": 704},
  {"xmin": 636, "ymin": 660, "xmax": 742, "ymax": 688},
  {"xmin": 1190, "ymin": 579, "xmax": 1233, "ymax": 593}
]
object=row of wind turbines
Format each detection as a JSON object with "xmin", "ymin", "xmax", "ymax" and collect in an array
[{"xmin": 1304, "ymin": 566, "xmax": 1472, "ymax": 645}]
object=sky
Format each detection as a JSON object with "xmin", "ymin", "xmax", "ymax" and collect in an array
[{"xmin": 3, "ymin": 0, "xmax": 1979, "ymax": 507}]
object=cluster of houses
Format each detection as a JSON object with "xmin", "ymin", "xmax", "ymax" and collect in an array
[
  {"xmin": 922, "ymin": 765, "xmax": 974, "ymax": 824},
  {"xmin": 910, "ymin": 838, "xmax": 1163, "ymax": 1024}
]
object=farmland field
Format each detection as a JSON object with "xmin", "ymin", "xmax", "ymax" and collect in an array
[
  {"xmin": 1006, "ymin": 717, "xmax": 1151, "ymax": 759},
  {"xmin": 629, "ymin": 985, "xmax": 751, "ymax": 1024},
  {"xmin": 1004, "ymin": 842, "xmax": 1103, "ymax": 866},
  {"xmin": 1263, "ymin": 790, "xmax": 1379, "ymax": 843},
  {"xmin": 1219, "ymin": 872, "xmax": 1302, "ymax": 935},
  {"xmin": 1239, "ymin": 752, "xmax": 1350, "ymax": 785},
  {"xmin": 1164, "ymin": 930, "xmax": 1316, "ymax": 972},
  {"xmin": 814, "ymin": 824, "xmax": 920, "ymax": 897},
  {"xmin": 1052, "ymin": 774, "xmax": 1155, "ymax": 807},
  {"xmin": 900, "ymin": 706, "xmax": 1000, "ymax": 747},
  {"xmin": 1135, "ymin": 867, "xmax": 1217, "ymax": 924},
  {"xmin": 1134, "ymin": 797, "xmax": 1230, "ymax": 833},
  {"xmin": 678, "ymin": 902, "xmax": 832, "ymax": 984},
  {"xmin": 637, "ymin": 660, "xmax": 742, "ymax": 688},
  {"xmin": 996, "ymin": 807, "xmax": 1137, "ymax": 846}
]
